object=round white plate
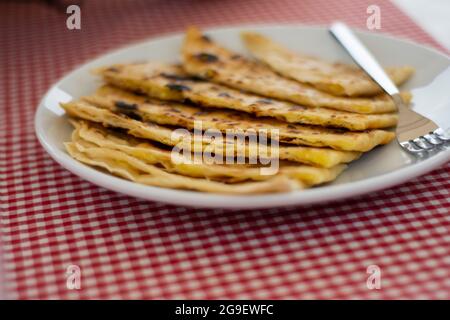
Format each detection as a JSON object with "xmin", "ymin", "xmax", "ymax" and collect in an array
[{"xmin": 35, "ymin": 25, "xmax": 450, "ymax": 209}]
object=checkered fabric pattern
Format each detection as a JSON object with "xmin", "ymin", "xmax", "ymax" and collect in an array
[{"xmin": 1, "ymin": 0, "xmax": 449, "ymax": 299}]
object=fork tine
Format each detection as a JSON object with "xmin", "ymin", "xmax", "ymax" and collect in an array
[
  {"xmin": 423, "ymin": 133, "xmax": 444, "ymax": 145},
  {"xmin": 413, "ymin": 137, "xmax": 434, "ymax": 150},
  {"xmin": 434, "ymin": 128, "xmax": 450, "ymax": 141},
  {"xmin": 400, "ymin": 141, "xmax": 426, "ymax": 153}
]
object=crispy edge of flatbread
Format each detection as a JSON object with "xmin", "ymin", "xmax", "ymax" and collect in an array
[
  {"xmin": 241, "ymin": 31, "xmax": 414, "ymax": 97},
  {"xmin": 65, "ymin": 141, "xmax": 303, "ymax": 194},
  {"xmin": 72, "ymin": 119, "xmax": 346, "ymax": 186}
]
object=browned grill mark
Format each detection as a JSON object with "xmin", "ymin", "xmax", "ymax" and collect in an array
[
  {"xmin": 115, "ymin": 101, "xmax": 138, "ymax": 111},
  {"xmin": 125, "ymin": 113, "xmax": 143, "ymax": 121},
  {"xmin": 114, "ymin": 101, "xmax": 142, "ymax": 121},
  {"xmin": 106, "ymin": 67, "xmax": 119, "ymax": 73},
  {"xmin": 166, "ymin": 83, "xmax": 191, "ymax": 91},
  {"xmin": 194, "ymin": 53, "xmax": 219, "ymax": 63},
  {"xmin": 201, "ymin": 35, "xmax": 212, "ymax": 42},
  {"xmin": 160, "ymin": 73, "xmax": 192, "ymax": 81}
]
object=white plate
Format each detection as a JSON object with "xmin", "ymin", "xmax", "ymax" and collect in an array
[{"xmin": 35, "ymin": 24, "xmax": 450, "ymax": 209}]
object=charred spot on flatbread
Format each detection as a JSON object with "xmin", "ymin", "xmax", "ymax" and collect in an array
[
  {"xmin": 194, "ymin": 53, "xmax": 219, "ymax": 63},
  {"xmin": 166, "ymin": 83, "xmax": 191, "ymax": 92}
]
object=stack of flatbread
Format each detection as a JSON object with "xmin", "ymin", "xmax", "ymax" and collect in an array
[{"xmin": 61, "ymin": 27, "xmax": 414, "ymax": 194}]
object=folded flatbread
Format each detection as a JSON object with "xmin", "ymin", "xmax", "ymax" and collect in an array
[
  {"xmin": 70, "ymin": 120, "xmax": 346, "ymax": 186},
  {"xmin": 61, "ymin": 100, "xmax": 361, "ymax": 167},
  {"xmin": 97, "ymin": 62, "xmax": 398, "ymax": 130},
  {"xmin": 66, "ymin": 142, "xmax": 301, "ymax": 194},
  {"xmin": 182, "ymin": 27, "xmax": 411, "ymax": 114},
  {"xmin": 81, "ymin": 85, "xmax": 395, "ymax": 152},
  {"xmin": 241, "ymin": 32, "xmax": 414, "ymax": 96}
]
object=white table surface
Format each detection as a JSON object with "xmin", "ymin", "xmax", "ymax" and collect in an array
[{"xmin": 393, "ymin": 0, "xmax": 450, "ymax": 51}]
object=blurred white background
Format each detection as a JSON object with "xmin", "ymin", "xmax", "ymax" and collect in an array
[{"xmin": 394, "ymin": 0, "xmax": 450, "ymax": 50}]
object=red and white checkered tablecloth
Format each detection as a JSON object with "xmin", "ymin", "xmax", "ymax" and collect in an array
[{"xmin": 1, "ymin": 0, "xmax": 449, "ymax": 300}]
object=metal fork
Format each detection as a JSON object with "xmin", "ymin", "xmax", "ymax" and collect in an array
[{"xmin": 329, "ymin": 22, "xmax": 450, "ymax": 155}]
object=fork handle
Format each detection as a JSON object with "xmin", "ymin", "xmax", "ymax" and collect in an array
[{"xmin": 329, "ymin": 22, "xmax": 400, "ymax": 97}]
